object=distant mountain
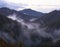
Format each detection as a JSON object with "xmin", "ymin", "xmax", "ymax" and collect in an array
[
  {"xmin": 20, "ymin": 9, "xmax": 45, "ymax": 17},
  {"xmin": 0, "ymin": 7, "xmax": 17, "ymax": 16},
  {"xmin": 0, "ymin": 7, "xmax": 38, "ymax": 21},
  {"xmin": 36, "ymin": 10, "xmax": 60, "ymax": 26}
]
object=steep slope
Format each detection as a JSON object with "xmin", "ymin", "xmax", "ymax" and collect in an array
[
  {"xmin": 0, "ymin": 14, "xmax": 53, "ymax": 47},
  {"xmin": 0, "ymin": 14, "xmax": 23, "ymax": 47},
  {"xmin": 34, "ymin": 10, "xmax": 60, "ymax": 39}
]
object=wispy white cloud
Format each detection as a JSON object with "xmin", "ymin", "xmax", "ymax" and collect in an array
[{"xmin": 0, "ymin": 0, "xmax": 27, "ymax": 9}]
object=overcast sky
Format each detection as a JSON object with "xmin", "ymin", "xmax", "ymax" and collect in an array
[{"xmin": 0, "ymin": 0, "xmax": 60, "ymax": 13}]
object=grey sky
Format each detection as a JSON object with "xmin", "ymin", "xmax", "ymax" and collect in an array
[{"xmin": 0, "ymin": 0, "xmax": 60, "ymax": 13}]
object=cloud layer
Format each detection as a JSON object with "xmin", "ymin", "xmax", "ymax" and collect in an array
[{"xmin": 0, "ymin": 0, "xmax": 60, "ymax": 13}]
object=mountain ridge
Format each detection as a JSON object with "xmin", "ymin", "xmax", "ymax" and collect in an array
[
  {"xmin": 0, "ymin": 7, "xmax": 45, "ymax": 21},
  {"xmin": 20, "ymin": 9, "xmax": 45, "ymax": 17}
]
